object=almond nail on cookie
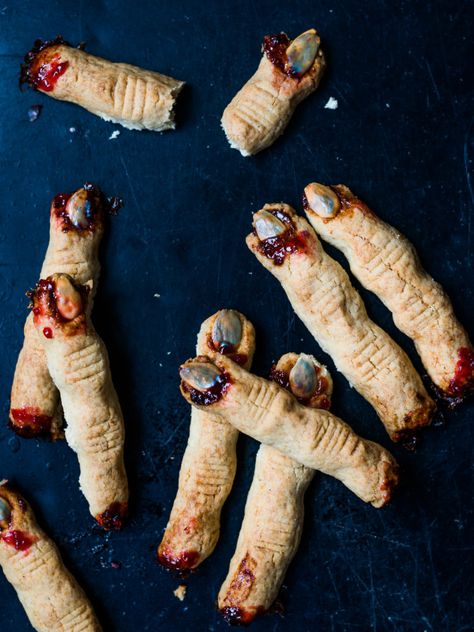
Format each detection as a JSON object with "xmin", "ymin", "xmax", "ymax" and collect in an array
[
  {"xmin": 9, "ymin": 185, "xmax": 116, "ymax": 440},
  {"xmin": 0, "ymin": 481, "xmax": 102, "ymax": 631},
  {"xmin": 303, "ymin": 182, "xmax": 474, "ymax": 406},
  {"xmin": 21, "ymin": 37, "xmax": 185, "ymax": 131},
  {"xmin": 221, "ymin": 29, "xmax": 326, "ymax": 156},
  {"xmin": 158, "ymin": 310, "xmax": 256, "ymax": 571},
  {"xmin": 246, "ymin": 203, "xmax": 436, "ymax": 444},
  {"xmin": 30, "ymin": 274, "xmax": 128, "ymax": 529},
  {"xmin": 218, "ymin": 353, "xmax": 332, "ymax": 625},
  {"xmin": 179, "ymin": 353, "xmax": 399, "ymax": 507}
]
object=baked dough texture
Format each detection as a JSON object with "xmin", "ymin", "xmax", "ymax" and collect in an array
[
  {"xmin": 10, "ymin": 186, "xmax": 105, "ymax": 440},
  {"xmin": 158, "ymin": 310, "xmax": 256, "ymax": 570},
  {"xmin": 179, "ymin": 352, "xmax": 399, "ymax": 507},
  {"xmin": 0, "ymin": 481, "xmax": 102, "ymax": 631},
  {"xmin": 246, "ymin": 203, "xmax": 436, "ymax": 442},
  {"xmin": 22, "ymin": 39, "xmax": 184, "ymax": 132},
  {"xmin": 304, "ymin": 183, "xmax": 474, "ymax": 403},
  {"xmin": 221, "ymin": 31, "xmax": 326, "ymax": 156},
  {"xmin": 31, "ymin": 275, "xmax": 128, "ymax": 529},
  {"xmin": 218, "ymin": 353, "xmax": 332, "ymax": 624}
]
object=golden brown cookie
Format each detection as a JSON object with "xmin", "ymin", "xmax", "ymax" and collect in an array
[
  {"xmin": 21, "ymin": 37, "xmax": 184, "ymax": 131},
  {"xmin": 222, "ymin": 29, "xmax": 326, "ymax": 156},
  {"xmin": 0, "ymin": 481, "xmax": 102, "ymax": 631},
  {"xmin": 303, "ymin": 182, "xmax": 474, "ymax": 405},
  {"xmin": 179, "ymin": 352, "xmax": 399, "ymax": 507},
  {"xmin": 246, "ymin": 203, "xmax": 436, "ymax": 443},
  {"xmin": 10, "ymin": 185, "xmax": 111, "ymax": 440},
  {"xmin": 218, "ymin": 353, "xmax": 332, "ymax": 624},
  {"xmin": 30, "ymin": 274, "xmax": 128, "ymax": 529},
  {"xmin": 158, "ymin": 310, "xmax": 256, "ymax": 570}
]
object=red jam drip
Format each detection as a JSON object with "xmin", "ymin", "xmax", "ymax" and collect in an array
[
  {"xmin": 448, "ymin": 347, "xmax": 474, "ymax": 397},
  {"xmin": 96, "ymin": 502, "xmax": 128, "ymax": 531},
  {"xmin": 393, "ymin": 429, "xmax": 421, "ymax": 452},
  {"xmin": 20, "ymin": 36, "xmax": 70, "ymax": 87},
  {"xmin": 181, "ymin": 371, "xmax": 231, "ymax": 406},
  {"xmin": 10, "ymin": 407, "xmax": 52, "ymax": 438},
  {"xmin": 30, "ymin": 278, "xmax": 88, "ymax": 330},
  {"xmin": 262, "ymin": 33, "xmax": 292, "ymax": 75},
  {"xmin": 158, "ymin": 548, "xmax": 200, "ymax": 571},
  {"xmin": 43, "ymin": 327, "xmax": 53, "ymax": 339},
  {"xmin": 1, "ymin": 530, "xmax": 35, "ymax": 552},
  {"xmin": 34, "ymin": 56, "xmax": 69, "ymax": 91},
  {"xmin": 256, "ymin": 209, "xmax": 307, "ymax": 266}
]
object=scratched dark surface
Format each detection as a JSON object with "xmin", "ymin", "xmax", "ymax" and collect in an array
[{"xmin": 0, "ymin": 0, "xmax": 473, "ymax": 630}]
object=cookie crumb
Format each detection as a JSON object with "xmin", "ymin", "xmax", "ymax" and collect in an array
[
  {"xmin": 109, "ymin": 130, "xmax": 121, "ymax": 140},
  {"xmin": 324, "ymin": 97, "xmax": 338, "ymax": 110},
  {"xmin": 28, "ymin": 104, "xmax": 42, "ymax": 122},
  {"xmin": 173, "ymin": 585, "xmax": 187, "ymax": 601},
  {"xmin": 153, "ymin": 293, "xmax": 161, "ymax": 298}
]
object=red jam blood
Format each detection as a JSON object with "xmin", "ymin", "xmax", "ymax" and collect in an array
[
  {"xmin": 158, "ymin": 548, "xmax": 200, "ymax": 571},
  {"xmin": 181, "ymin": 371, "xmax": 231, "ymax": 406},
  {"xmin": 43, "ymin": 327, "xmax": 53, "ymax": 339},
  {"xmin": 10, "ymin": 408, "xmax": 52, "ymax": 438},
  {"xmin": 262, "ymin": 33, "xmax": 292, "ymax": 75},
  {"xmin": 96, "ymin": 502, "xmax": 128, "ymax": 531},
  {"xmin": 34, "ymin": 56, "xmax": 69, "ymax": 91},
  {"xmin": 20, "ymin": 36, "xmax": 70, "ymax": 90},
  {"xmin": 1, "ymin": 530, "xmax": 35, "ymax": 552},
  {"xmin": 448, "ymin": 347, "xmax": 474, "ymax": 398},
  {"xmin": 393, "ymin": 429, "xmax": 420, "ymax": 452},
  {"xmin": 256, "ymin": 209, "xmax": 307, "ymax": 266}
]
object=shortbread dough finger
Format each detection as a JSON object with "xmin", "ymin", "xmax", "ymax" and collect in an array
[
  {"xmin": 31, "ymin": 274, "xmax": 128, "ymax": 529},
  {"xmin": 158, "ymin": 310, "xmax": 256, "ymax": 570},
  {"xmin": 219, "ymin": 353, "xmax": 332, "ymax": 624},
  {"xmin": 10, "ymin": 185, "xmax": 112, "ymax": 439},
  {"xmin": 21, "ymin": 37, "xmax": 185, "ymax": 131},
  {"xmin": 304, "ymin": 182, "xmax": 474, "ymax": 404},
  {"xmin": 179, "ymin": 353, "xmax": 399, "ymax": 507},
  {"xmin": 246, "ymin": 203, "xmax": 436, "ymax": 443},
  {"xmin": 0, "ymin": 481, "xmax": 102, "ymax": 631},
  {"xmin": 221, "ymin": 29, "xmax": 326, "ymax": 156}
]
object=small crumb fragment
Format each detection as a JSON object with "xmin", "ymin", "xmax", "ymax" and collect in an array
[
  {"xmin": 174, "ymin": 585, "xmax": 187, "ymax": 601},
  {"xmin": 109, "ymin": 130, "xmax": 121, "ymax": 140},
  {"xmin": 167, "ymin": 351, "xmax": 171, "ymax": 355},
  {"xmin": 69, "ymin": 127, "xmax": 76, "ymax": 133},
  {"xmin": 153, "ymin": 293, "xmax": 161, "ymax": 298},
  {"xmin": 28, "ymin": 104, "xmax": 42, "ymax": 122},
  {"xmin": 111, "ymin": 560, "xmax": 121, "ymax": 569},
  {"xmin": 324, "ymin": 97, "xmax": 338, "ymax": 110}
]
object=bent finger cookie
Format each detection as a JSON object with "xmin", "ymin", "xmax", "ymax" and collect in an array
[
  {"xmin": 303, "ymin": 183, "xmax": 474, "ymax": 405},
  {"xmin": 158, "ymin": 310, "xmax": 256, "ymax": 571},
  {"xmin": 10, "ymin": 185, "xmax": 114, "ymax": 439},
  {"xmin": 21, "ymin": 37, "xmax": 185, "ymax": 131},
  {"xmin": 179, "ymin": 353, "xmax": 399, "ymax": 507},
  {"xmin": 221, "ymin": 29, "xmax": 326, "ymax": 156},
  {"xmin": 30, "ymin": 274, "xmax": 128, "ymax": 529},
  {"xmin": 218, "ymin": 353, "xmax": 332, "ymax": 624},
  {"xmin": 0, "ymin": 481, "xmax": 102, "ymax": 631},
  {"xmin": 246, "ymin": 203, "xmax": 436, "ymax": 443}
]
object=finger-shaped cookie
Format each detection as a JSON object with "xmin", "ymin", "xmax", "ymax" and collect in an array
[
  {"xmin": 221, "ymin": 29, "xmax": 326, "ymax": 156},
  {"xmin": 21, "ymin": 37, "xmax": 185, "ymax": 131},
  {"xmin": 246, "ymin": 203, "xmax": 436, "ymax": 443},
  {"xmin": 0, "ymin": 481, "xmax": 102, "ymax": 631},
  {"xmin": 158, "ymin": 310, "xmax": 256, "ymax": 571},
  {"xmin": 218, "ymin": 353, "xmax": 332, "ymax": 624},
  {"xmin": 179, "ymin": 353, "xmax": 399, "ymax": 507},
  {"xmin": 30, "ymin": 274, "xmax": 128, "ymax": 529},
  {"xmin": 10, "ymin": 185, "xmax": 114, "ymax": 440},
  {"xmin": 303, "ymin": 182, "xmax": 474, "ymax": 405}
]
